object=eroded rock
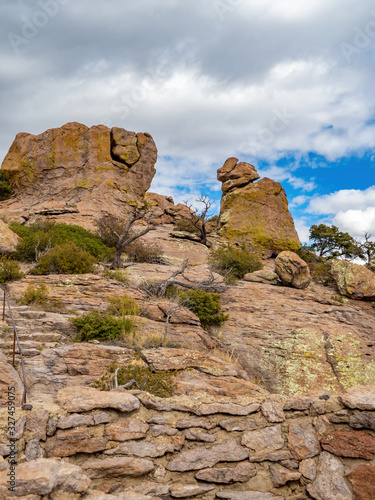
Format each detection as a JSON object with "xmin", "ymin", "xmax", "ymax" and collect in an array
[
  {"xmin": 275, "ymin": 251, "xmax": 311, "ymax": 289},
  {"xmin": 82, "ymin": 457, "xmax": 154, "ymax": 478},
  {"xmin": 55, "ymin": 386, "xmax": 140, "ymax": 413},
  {"xmin": 306, "ymin": 452, "xmax": 353, "ymax": 500},
  {"xmin": 195, "ymin": 462, "xmax": 257, "ymax": 483},
  {"xmin": 331, "ymin": 260, "xmax": 375, "ymax": 300}
]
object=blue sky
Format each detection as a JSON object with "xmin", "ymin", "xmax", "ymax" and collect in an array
[{"xmin": 1, "ymin": 0, "xmax": 375, "ymax": 244}]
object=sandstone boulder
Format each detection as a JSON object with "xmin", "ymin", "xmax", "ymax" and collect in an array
[
  {"xmin": 275, "ymin": 251, "xmax": 311, "ymax": 289},
  {"xmin": 0, "ymin": 122, "xmax": 157, "ymax": 229},
  {"xmin": 218, "ymin": 161, "xmax": 300, "ymax": 256},
  {"xmin": 0, "ymin": 220, "xmax": 19, "ymax": 254},
  {"xmin": 331, "ymin": 260, "xmax": 375, "ymax": 300},
  {"xmin": 55, "ymin": 386, "xmax": 140, "ymax": 413}
]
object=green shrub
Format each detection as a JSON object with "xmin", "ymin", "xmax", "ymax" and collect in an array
[
  {"xmin": 0, "ymin": 171, "xmax": 13, "ymax": 201},
  {"xmin": 92, "ymin": 362, "xmax": 176, "ymax": 397},
  {"xmin": 173, "ymin": 218, "xmax": 199, "ymax": 234},
  {"xmin": 179, "ymin": 289, "xmax": 229, "ymax": 329},
  {"xmin": 124, "ymin": 239, "xmax": 164, "ymax": 264},
  {"xmin": 103, "ymin": 269, "xmax": 129, "ymax": 283},
  {"xmin": 72, "ymin": 310, "xmax": 138, "ymax": 341},
  {"xmin": 106, "ymin": 295, "xmax": 140, "ymax": 316},
  {"xmin": 11, "ymin": 221, "xmax": 110, "ymax": 262},
  {"xmin": 17, "ymin": 283, "xmax": 64, "ymax": 311},
  {"xmin": 308, "ymin": 261, "xmax": 335, "ymax": 286},
  {"xmin": 297, "ymin": 245, "xmax": 319, "ymax": 263},
  {"xmin": 95, "ymin": 214, "xmax": 127, "ymax": 248},
  {"xmin": 210, "ymin": 244, "xmax": 262, "ymax": 282},
  {"xmin": 30, "ymin": 242, "xmax": 96, "ymax": 275},
  {"xmin": 0, "ymin": 257, "xmax": 24, "ymax": 283}
]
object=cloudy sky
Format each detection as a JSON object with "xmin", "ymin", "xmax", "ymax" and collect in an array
[{"xmin": 1, "ymin": 0, "xmax": 375, "ymax": 243}]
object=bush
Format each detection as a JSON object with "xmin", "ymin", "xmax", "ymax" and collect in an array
[
  {"xmin": 96, "ymin": 214, "xmax": 127, "ymax": 248},
  {"xmin": 92, "ymin": 362, "xmax": 176, "ymax": 397},
  {"xmin": 72, "ymin": 294, "xmax": 140, "ymax": 342},
  {"xmin": 124, "ymin": 239, "xmax": 164, "ymax": 264},
  {"xmin": 30, "ymin": 242, "xmax": 96, "ymax": 275},
  {"xmin": 17, "ymin": 283, "xmax": 64, "ymax": 311},
  {"xmin": 0, "ymin": 257, "xmax": 23, "ymax": 283},
  {"xmin": 308, "ymin": 261, "xmax": 335, "ymax": 286},
  {"xmin": 72, "ymin": 310, "xmax": 138, "ymax": 341},
  {"xmin": 103, "ymin": 269, "xmax": 129, "ymax": 283},
  {"xmin": 11, "ymin": 221, "xmax": 110, "ymax": 262},
  {"xmin": 0, "ymin": 171, "xmax": 13, "ymax": 201},
  {"xmin": 210, "ymin": 244, "xmax": 262, "ymax": 282},
  {"xmin": 179, "ymin": 289, "xmax": 228, "ymax": 329},
  {"xmin": 173, "ymin": 218, "xmax": 199, "ymax": 234},
  {"xmin": 297, "ymin": 245, "xmax": 319, "ymax": 263}
]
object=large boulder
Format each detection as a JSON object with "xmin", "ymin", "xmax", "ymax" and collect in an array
[
  {"xmin": 0, "ymin": 122, "xmax": 157, "ymax": 230},
  {"xmin": 275, "ymin": 251, "xmax": 311, "ymax": 289},
  {"xmin": 331, "ymin": 260, "xmax": 375, "ymax": 300},
  {"xmin": 218, "ymin": 158, "xmax": 300, "ymax": 257},
  {"xmin": 0, "ymin": 219, "xmax": 19, "ymax": 254}
]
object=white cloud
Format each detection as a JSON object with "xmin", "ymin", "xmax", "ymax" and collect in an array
[
  {"xmin": 333, "ymin": 207, "xmax": 375, "ymax": 238},
  {"xmin": 307, "ymin": 186, "xmax": 375, "ymax": 214}
]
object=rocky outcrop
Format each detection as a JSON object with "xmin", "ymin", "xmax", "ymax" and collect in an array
[
  {"xmin": 331, "ymin": 260, "xmax": 375, "ymax": 300},
  {"xmin": 218, "ymin": 158, "xmax": 300, "ymax": 256},
  {"xmin": 275, "ymin": 251, "xmax": 312, "ymax": 289},
  {"xmin": 0, "ymin": 386, "xmax": 374, "ymax": 499},
  {"xmin": 0, "ymin": 122, "xmax": 157, "ymax": 229}
]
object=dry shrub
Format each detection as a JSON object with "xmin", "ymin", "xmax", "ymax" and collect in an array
[{"xmin": 124, "ymin": 239, "xmax": 164, "ymax": 264}]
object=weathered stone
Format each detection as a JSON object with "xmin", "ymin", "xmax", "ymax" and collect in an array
[
  {"xmin": 299, "ymin": 458, "xmax": 317, "ymax": 480},
  {"xmin": 105, "ymin": 419, "xmax": 149, "ymax": 441},
  {"xmin": 46, "ymin": 417, "xmax": 58, "ymax": 436},
  {"xmin": 284, "ymin": 396, "xmax": 312, "ymax": 411},
  {"xmin": 249, "ymin": 449, "xmax": 293, "ymax": 463},
  {"xmin": 261, "ymin": 399, "xmax": 285, "ymax": 423},
  {"xmin": 288, "ymin": 420, "xmax": 320, "ymax": 460},
  {"xmin": 331, "ymin": 260, "xmax": 375, "ymax": 299},
  {"xmin": 150, "ymin": 425, "xmax": 178, "ymax": 437},
  {"xmin": 170, "ymin": 484, "xmax": 215, "ymax": 498},
  {"xmin": 137, "ymin": 395, "xmax": 191, "ymax": 413},
  {"xmin": 349, "ymin": 411, "xmax": 375, "ymax": 430},
  {"xmin": 244, "ymin": 269, "xmax": 279, "ymax": 284},
  {"xmin": 0, "ymin": 352, "xmax": 24, "ymax": 407},
  {"xmin": 0, "ymin": 220, "xmax": 19, "ymax": 254},
  {"xmin": 147, "ymin": 414, "xmax": 169, "ymax": 425},
  {"xmin": 45, "ymin": 428, "xmax": 108, "ymax": 457},
  {"xmin": 0, "ymin": 458, "xmax": 91, "ymax": 496},
  {"xmin": 219, "ymin": 174, "xmax": 300, "ymax": 257},
  {"xmin": 269, "ymin": 464, "xmax": 301, "ymax": 487},
  {"xmin": 195, "ymin": 462, "xmax": 257, "ymax": 483},
  {"xmin": 313, "ymin": 415, "xmax": 333, "ymax": 440},
  {"xmin": 339, "ymin": 385, "xmax": 375, "ymax": 410},
  {"xmin": 82, "ymin": 457, "xmax": 154, "ymax": 478},
  {"xmin": 167, "ymin": 439, "xmax": 248, "ymax": 471},
  {"xmin": 94, "ymin": 413, "xmax": 111, "ymax": 425},
  {"xmin": 25, "ymin": 439, "xmax": 45, "ymax": 461},
  {"xmin": 55, "ymin": 386, "xmax": 140, "ymax": 413},
  {"xmin": 275, "ymin": 251, "xmax": 311, "ymax": 289},
  {"xmin": 57, "ymin": 413, "xmax": 94, "ymax": 429},
  {"xmin": 104, "ymin": 440, "xmax": 180, "ymax": 458},
  {"xmin": 307, "ymin": 452, "xmax": 353, "ymax": 500},
  {"xmin": 321, "ymin": 430, "xmax": 375, "ymax": 460},
  {"xmin": 183, "ymin": 428, "xmax": 217, "ymax": 443},
  {"xmin": 219, "ymin": 417, "xmax": 264, "ymax": 432},
  {"xmin": 347, "ymin": 464, "xmax": 375, "ymax": 500},
  {"xmin": 216, "ymin": 491, "xmax": 284, "ymax": 500},
  {"xmin": 242, "ymin": 425, "xmax": 284, "ymax": 454},
  {"xmin": 279, "ymin": 459, "xmax": 299, "ymax": 469},
  {"xmin": 0, "ymin": 123, "xmax": 157, "ymax": 229},
  {"xmin": 7, "ymin": 415, "xmax": 26, "ymax": 440},
  {"xmin": 25, "ymin": 409, "xmax": 49, "ymax": 441},
  {"xmin": 195, "ymin": 402, "xmax": 260, "ymax": 416},
  {"xmin": 176, "ymin": 417, "xmax": 216, "ymax": 430}
]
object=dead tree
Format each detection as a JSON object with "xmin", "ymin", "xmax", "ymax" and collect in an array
[
  {"xmin": 183, "ymin": 196, "xmax": 214, "ymax": 247},
  {"xmin": 110, "ymin": 207, "xmax": 155, "ymax": 269}
]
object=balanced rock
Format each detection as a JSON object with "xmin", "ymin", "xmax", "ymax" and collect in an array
[
  {"xmin": 275, "ymin": 251, "xmax": 311, "ymax": 289},
  {"xmin": 331, "ymin": 260, "xmax": 375, "ymax": 300},
  {"xmin": 218, "ymin": 159, "xmax": 300, "ymax": 256},
  {"xmin": 0, "ymin": 122, "xmax": 157, "ymax": 229}
]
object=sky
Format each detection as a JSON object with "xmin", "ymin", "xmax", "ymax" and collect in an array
[{"xmin": 1, "ymin": 0, "xmax": 375, "ymax": 244}]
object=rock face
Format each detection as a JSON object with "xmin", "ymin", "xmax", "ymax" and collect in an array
[
  {"xmin": 0, "ymin": 220, "xmax": 19, "ymax": 254},
  {"xmin": 0, "ymin": 122, "xmax": 157, "ymax": 229},
  {"xmin": 218, "ymin": 158, "xmax": 300, "ymax": 256},
  {"xmin": 275, "ymin": 251, "xmax": 312, "ymax": 289},
  {"xmin": 331, "ymin": 260, "xmax": 375, "ymax": 300}
]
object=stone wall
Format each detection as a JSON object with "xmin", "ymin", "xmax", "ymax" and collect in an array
[{"xmin": 1, "ymin": 386, "xmax": 375, "ymax": 499}]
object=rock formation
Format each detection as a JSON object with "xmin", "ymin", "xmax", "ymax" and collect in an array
[
  {"xmin": 0, "ymin": 122, "xmax": 157, "ymax": 229},
  {"xmin": 331, "ymin": 260, "xmax": 375, "ymax": 300},
  {"xmin": 275, "ymin": 251, "xmax": 312, "ymax": 289},
  {"xmin": 218, "ymin": 158, "xmax": 300, "ymax": 256}
]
